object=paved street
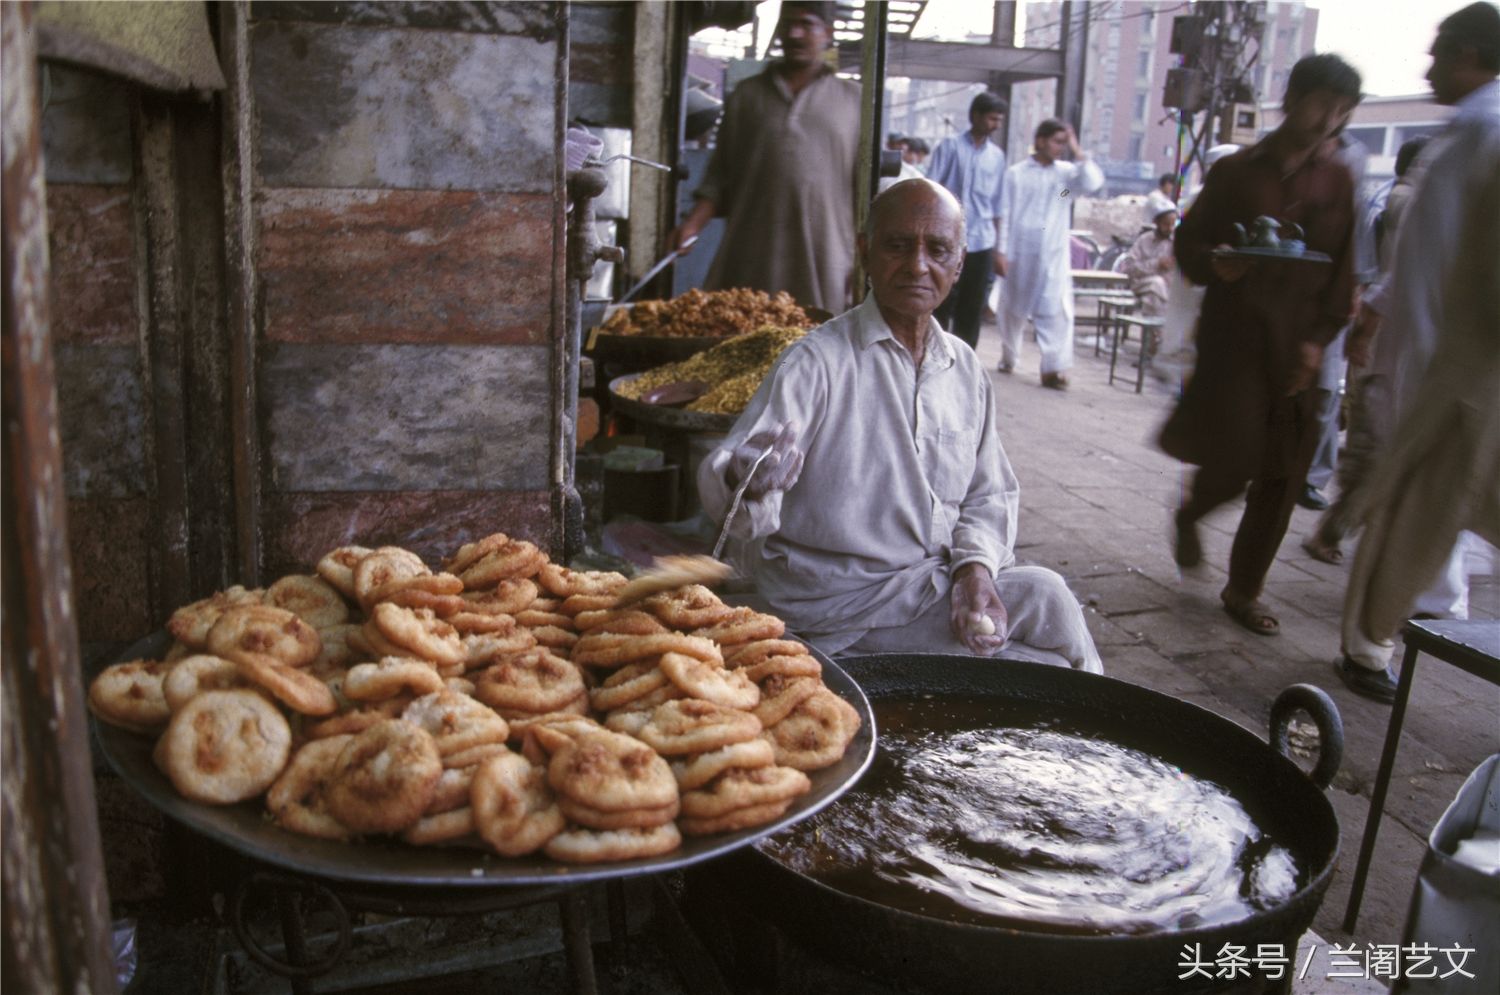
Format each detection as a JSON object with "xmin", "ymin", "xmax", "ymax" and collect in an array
[{"xmin": 974, "ymin": 318, "xmax": 1499, "ymax": 957}]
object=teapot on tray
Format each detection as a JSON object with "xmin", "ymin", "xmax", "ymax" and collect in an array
[{"xmin": 1231, "ymin": 216, "xmax": 1306, "ymax": 256}]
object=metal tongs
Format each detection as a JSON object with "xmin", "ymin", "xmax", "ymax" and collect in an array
[
  {"xmin": 613, "ymin": 446, "xmax": 772, "ymax": 607},
  {"xmin": 712, "ymin": 445, "xmax": 774, "ymax": 560}
]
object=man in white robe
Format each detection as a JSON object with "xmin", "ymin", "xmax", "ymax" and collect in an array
[
  {"xmin": 996, "ymin": 120, "xmax": 1104, "ymax": 389},
  {"xmin": 697, "ymin": 180, "xmax": 1102, "ymax": 671},
  {"xmin": 1336, "ymin": 2, "xmax": 1500, "ymax": 703}
]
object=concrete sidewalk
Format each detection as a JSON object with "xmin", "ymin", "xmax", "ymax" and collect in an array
[{"xmin": 976, "ymin": 319, "xmax": 1499, "ymax": 967}]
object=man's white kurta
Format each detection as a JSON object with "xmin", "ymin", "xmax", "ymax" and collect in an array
[
  {"xmin": 698, "ymin": 295, "xmax": 1017, "ymax": 649},
  {"xmin": 999, "ymin": 156, "xmax": 1104, "ymax": 320}
]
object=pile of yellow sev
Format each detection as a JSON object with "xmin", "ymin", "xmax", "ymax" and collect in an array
[{"xmin": 614, "ymin": 325, "xmax": 809, "ymax": 415}]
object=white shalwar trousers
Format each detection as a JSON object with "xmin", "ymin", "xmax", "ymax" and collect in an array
[{"xmin": 1000, "ymin": 302, "xmax": 1075, "ymax": 375}]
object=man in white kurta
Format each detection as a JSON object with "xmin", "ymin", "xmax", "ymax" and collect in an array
[
  {"xmin": 1336, "ymin": 4, "xmax": 1500, "ymax": 703},
  {"xmin": 698, "ymin": 180, "xmax": 1102, "ymax": 671},
  {"xmin": 996, "ymin": 120, "xmax": 1104, "ymax": 387}
]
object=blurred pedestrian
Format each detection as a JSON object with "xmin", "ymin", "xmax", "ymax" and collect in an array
[
  {"xmin": 1145, "ymin": 172, "xmax": 1179, "ymax": 223},
  {"xmin": 926, "ymin": 91, "xmax": 1009, "ymax": 350},
  {"xmin": 1160, "ymin": 53, "xmax": 1362, "ymax": 637},
  {"xmin": 996, "ymin": 119, "xmax": 1104, "ymax": 388},
  {"xmin": 1336, "ymin": 2, "xmax": 1500, "ymax": 703},
  {"xmin": 668, "ymin": 2, "xmax": 859, "ymax": 311}
]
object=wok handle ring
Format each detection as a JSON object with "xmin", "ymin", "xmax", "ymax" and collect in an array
[
  {"xmin": 1269, "ymin": 683, "xmax": 1343, "ymax": 789},
  {"xmin": 231, "ymin": 871, "xmax": 352, "ymax": 980}
]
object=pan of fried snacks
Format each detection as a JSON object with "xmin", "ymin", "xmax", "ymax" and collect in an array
[
  {"xmin": 608, "ymin": 324, "xmax": 810, "ymax": 432},
  {"xmin": 88, "ymin": 536, "xmax": 874, "ymax": 887},
  {"xmin": 586, "ymin": 288, "xmax": 824, "ymax": 367}
]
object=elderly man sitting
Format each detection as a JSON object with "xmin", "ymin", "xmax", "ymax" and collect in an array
[
  {"xmin": 1121, "ymin": 204, "xmax": 1177, "ymax": 318},
  {"xmin": 697, "ymin": 180, "xmax": 1102, "ymax": 671}
]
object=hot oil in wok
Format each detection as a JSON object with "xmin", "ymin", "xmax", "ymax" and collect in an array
[{"xmin": 761, "ymin": 695, "xmax": 1302, "ymax": 935}]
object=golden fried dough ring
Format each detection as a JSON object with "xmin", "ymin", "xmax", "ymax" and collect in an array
[
  {"xmin": 559, "ymin": 593, "xmax": 619, "ymax": 615},
  {"xmin": 643, "ymin": 584, "xmax": 735, "ymax": 629},
  {"xmin": 371, "ymin": 602, "xmax": 464, "ymax": 668},
  {"xmin": 401, "ymin": 690, "xmax": 510, "ymax": 763},
  {"xmin": 359, "ymin": 620, "xmax": 412, "ymax": 661},
  {"xmin": 266, "ymin": 574, "xmax": 350, "ymax": 629},
  {"xmin": 740, "ymin": 654, "xmax": 823, "ymax": 683},
  {"xmin": 471, "ymin": 751, "xmax": 566, "ymax": 857},
  {"xmin": 602, "ymin": 709, "xmax": 653, "ymax": 737},
  {"xmin": 267, "ymin": 736, "xmax": 352, "ymax": 840},
  {"xmin": 442, "ymin": 741, "xmax": 512, "ymax": 770},
  {"xmin": 546, "ymin": 730, "xmax": 678, "ymax": 812},
  {"xmin": 167, "ymin": 585, "xmax": 264, "ymax": 649},
  {"xmin": 724, "ymin": 638, "xmax": 810, "ymax": 668},
  {"xmin": 462, "ymin": 629, "xmax": 540, "ymax": 667},
  {"xmin": 571, "ymin": 609, "xmax": 668, "ymax": 636},
  {"xmin": 207, "ymin": 603, "xmax": 322, "ymax": 668},
  {"xmin": 497, "ymin": 693, "xmax": 591, "ymax": 735},
  {"xmin": 459, "ymin": 578, "xmax": 539, "ymax": 616},
  {"xmin": 473, "ymin": 650, "xmax": 586, "ymax": 714},
  {"xmin": 614, "ymin": 555, "xmax": 733, "ymax": 608},
  {"xmin": 680, "ymin": 765, "xmax": 810, "ymax": 819},
  {"xmin": 402, "ymin": 807, "xmax": 476, "ymax": 846},
  {"xmin": 459, "ymin": 539, "xmax": 545, "ymax": 589},
  {"xmin": 303, "ymin": 697, "xmax": 408, "ymax": 739},
  {"xmin": 511, "ymin": 711, "xmax": 601, "ymax": 753},
  {"xmin": 326, "ymin": 719, "xmax": 442, "ymax": 834},
  {"xmin": 159, "ymin": 689, "xmax": 292, "ymax": 804},
  {"xmin": 537, "ymin": 563, "xmax": 628, "ymax": 598},
  {"xmin": 384, "ymin": 587, "xmax": 468, "ymax": 617},
  {"xmin": 691, "ymin": 606, "xmax": 786, "ymax": 646},
  {"xmin": 607, "ymin": 682, "xmax": 684, "ymax": 717},
  {"xmin": 678, "ymin": 798, "xmax": 793, "ymax": 837},
  {"xmin": 636, "ymin": 699, "xmax": 763, "ymax": 756},
  {"xmin": 428, "ymin": 765, "xmax": 477, "ymax": 813},
  {"xmin": 571, "ymin": 632, "xmax": 721, "ymax": 670},
  {"xmin": 88, "ymin": 659, "xmax": 174, "ymax": 731},
  {"xmin": 557, "ymin": 796, "xmax": 680, "ymax": 831},
  {"xmin": 514, "ymin": 608, "xmax": 573, "ymax": 629},
  {"xmin": 443, "ymin": 532, "xmax": 513, "ymax": 576},
  {"xmin": 233, "ymin": 651, "xmax": 339, "ymax": 716},
  {"xmin": 344, "ymin": 657, "xmax": 445, "ymax": 702},
  {"xmin": 660, "ymin": 651, "xmax": 760, "ymax": 710},
  {"xmin": 162, "ymin": 654, "xmax": 250, "ymax": 713},
  {"xmin": 588, "ymin": 662, "xmax": 669, "ymax": 713},
  {"xmin": 311, "ymin": 623, "xmax": 363, "ymax": 676},
  {"xmin": 752, "ymin": 674, "xmax": 822, "ymax": 728},
  {"xmin": 315, "ymin": 545, "xmax": 372, "ymax": 601},
  {"xmin": 544, "ymin": 824, "xmax": 682, "ymax": 864},
  {"xmin": 353, "ymin": 547, "xmax": 430, "ymax": 611},
  {"xmin": 528, "ymin": 596, "xmax": 563, "ymax": 612},
  {"xmin": 444, "ymin": 675, "xmax": 477, "ymax": 697},
  {"xmin": 669, "ymin": 738, "xmax": 776, "ymax": 790},
  {"xmin": 526, "ymin": 625, "xmax": 578, "ymax": 652},
  {"xmin": 163, "ymin": 640, "xmax": 195, "ymax": 663},
  {"xmin": 764, "ymin": 688, "xmax": 860, "ymax": 771},
  {"xmin": 448, "ymin": 611, "xmax": 520, "ymax": 635}
]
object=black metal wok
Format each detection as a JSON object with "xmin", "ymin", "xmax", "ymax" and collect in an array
[{"xmin": 723, "ymin": 654, "xmax": 1343, "ymax": 995}]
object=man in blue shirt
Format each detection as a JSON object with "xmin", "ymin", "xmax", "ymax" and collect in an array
[{"xmin": 925, "ymin": 91, "xmax": 1008, "ymax": 350}]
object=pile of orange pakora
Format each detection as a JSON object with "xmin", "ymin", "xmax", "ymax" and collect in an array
[
  {"xmin": 600, "ymin": 288, "xmax": 815, "ymax": 338},
  {"xmin": 88, "ymin": 536, "xmax": 860, "ymax": 865}
]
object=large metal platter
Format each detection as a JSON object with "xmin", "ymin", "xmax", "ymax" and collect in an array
[
  {"xmin": 608, "ymin": 373, "xmax": 738, "ymax": 434},
  {"xmin": 91, "ymin": 632, "xmax": 875, "ymax": 889}
]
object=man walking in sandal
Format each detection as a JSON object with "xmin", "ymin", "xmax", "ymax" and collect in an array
[{"xmin": 1159, "ymin": 53, "xmax": 1361, "ymax": 636}]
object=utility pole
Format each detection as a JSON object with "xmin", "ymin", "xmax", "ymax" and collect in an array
[{"xmin": 1162, "ymin": 2, "xmax": 1267, "ymax": 190}]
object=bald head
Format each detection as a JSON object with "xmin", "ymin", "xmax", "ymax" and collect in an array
[
  {"xmin": 868, "ymin": 178, "xmax": 966, "ymax": 244},
  {"xmin": 860, "ymin": 179, "xmax": 966, "ymax": 330}
]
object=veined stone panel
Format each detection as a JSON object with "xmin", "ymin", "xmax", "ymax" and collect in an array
[
  {"xmin": 261, "ymin": 488, "xmax": 554, "ymax": 576},
  {"xmin": 251, "ymin": 19, "xmax": 557, "ymax": 192},
  {"xmin": 259, "ymin": 188, "xmax": 553, "ymax": 345},
  {"xmin": 55, "ymin": 343, "xmax": 147, "ymax": 499},
  {"xmin": 46, "ymin": 183, "xmax": 135, "ymax": 345},
  {"xmin": 261, "ymin": 343, "xmax": 551, "ymax": 492},
  {"xmin": 250, "ymin": 2, "xmax": 558, "ymax": 40}
]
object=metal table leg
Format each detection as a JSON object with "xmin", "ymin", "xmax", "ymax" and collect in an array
[
  {"xmin": 1342, "ymin": 642, "xmax": 1421, "ymax": 932},
  {"xmin": 559, "ymin": 886, "xmax": 598, "ymax": 995}
]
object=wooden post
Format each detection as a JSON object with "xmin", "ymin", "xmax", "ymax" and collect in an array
[{"xmin": 2, "ymin": 2, "xmax": 119, "ymax": 991}]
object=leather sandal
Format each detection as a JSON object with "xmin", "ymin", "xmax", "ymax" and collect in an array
[
  {"xmin": 1221, "ymin": 593, "xmax": 1279, "ymax": 636},
  {"xmin": 1040, "ymin": 372, "xmax": 1069, "ymax": 391}
]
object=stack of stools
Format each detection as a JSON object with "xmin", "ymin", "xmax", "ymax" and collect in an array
[
  {"xmin": 1109, "ymin": 313, "xmax": 1165, "ymax": 393},
  {"xmin": 1093, "ymin": 294, "xmax": 1138, "ymax": 357}
]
